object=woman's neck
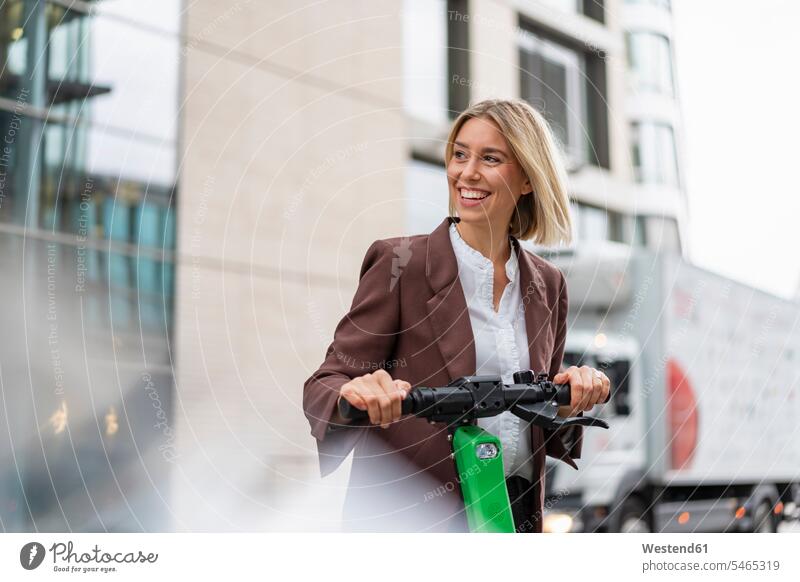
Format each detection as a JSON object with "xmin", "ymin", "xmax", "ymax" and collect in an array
[{"xmin": 455, "ymin": 220, "xmax": 512, "ymax": 265}]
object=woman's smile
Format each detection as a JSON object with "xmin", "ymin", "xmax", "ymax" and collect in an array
[{"xmin": 458, "ymin": 186, "xmax": 493, "ymax": 207}]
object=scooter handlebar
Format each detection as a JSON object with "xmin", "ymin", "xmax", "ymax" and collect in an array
[{"xmin": 336, "ymin": 381, "xmax": 594, "ymax": 422}]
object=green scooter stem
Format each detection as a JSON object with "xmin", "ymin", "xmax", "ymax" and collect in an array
[{"xmin": 452, "ymin": 425, "xmax": 516, "ymax": 533}]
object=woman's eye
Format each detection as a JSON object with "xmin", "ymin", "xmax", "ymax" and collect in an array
[
  {"xmin": 454, "ymin": 151, "xmax": 466, "ymax": 159},
  {"xmin": 484, "ymin": 156, "xmax": 500, "ymax": 164}
]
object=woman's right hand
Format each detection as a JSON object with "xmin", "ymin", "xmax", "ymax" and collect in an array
[{"xmin": 338, "ymin": 369, "xmax": 411, "ymax": 429}]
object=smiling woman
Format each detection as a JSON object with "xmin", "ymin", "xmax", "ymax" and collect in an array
[
  {"xmin": 445, "ymin": 99, "xmax": 573, "ymax": 250},
  {"xmin": 303, "ymin": 98, "xmax": 611, "ymax": 533}
]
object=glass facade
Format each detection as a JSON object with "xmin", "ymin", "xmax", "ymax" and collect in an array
[{"xmin": 0, "ymin": 0, "xmax": 180, "ymax": 531}]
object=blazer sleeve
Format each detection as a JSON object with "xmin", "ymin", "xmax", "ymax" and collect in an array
[
  {"xmin": 302, "ymin": 239, "xmax": 401, "ymax": 477},
  {"xmin": 542, "ymin": 269, "xmax": 584, "ymax": 470}
]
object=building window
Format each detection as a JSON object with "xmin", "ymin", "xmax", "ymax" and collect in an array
[
  {"xmin": 538, "ymin": 0, "xmax": 605, "ymax": 22},
  {"xmin": 643, "ymin": 215, "xmax": 681, "ymax": 253},
  {"xmin": 519, "ymin": 30, "xmax": 587, "ymax": 167},
  {"xmin": 519, "ymin": 20, "xmax": 609, "ymax": 169},
  {"xmin": 625, "ymin": 0, "xmax": 671, "ymax": 11},
  {"xmin": 632, "ymin": 215, "xmax": 647, "ymax": 246},
  {"xmin": 403, "ymin": 0, "xmax": 448, "ymax": 124},
  {"xmin": 539, "ymin": 0, "xmax": 582, "ymax": 14},
  {"xmin": 626, "ymin": 31, "xmax": 674, "ymax": 95},
  {"xmin": 406, "ymin": 157, "xmax": 449, "ymax": 235},
  {"xmin": 402, "ymin": 0, "xmax": 470, "ymax": 124},
  {"xmin": 630, "ymin": 214, "xmax": 681, "ymax": 252},
  {"xmin": 569, "ymin": 202, "xmax": 626, "ymax": 243},
  {"xmin": 630, "ymin": 121, "xmax": 680, "ymax": 187},
  {"xmin": 447, "ymin": 0, "xmax": 470, "ymax": 118},
  {"xmin": 608, "ymin": 210, "xmax": 625, "ymax": 243}
]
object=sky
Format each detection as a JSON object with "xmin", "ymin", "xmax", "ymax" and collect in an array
[{"xmin": 672, "ymin": 0, "xmax": 800, "ymax": 300}]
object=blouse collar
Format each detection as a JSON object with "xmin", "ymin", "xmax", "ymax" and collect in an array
[{"xmin": 448, "ymin": 222, "xmax": 518, "ymax": 281}]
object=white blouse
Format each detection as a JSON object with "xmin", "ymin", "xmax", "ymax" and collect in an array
[{"xmin": 449, "ymin": 223, "xmax": 534, "ymax": 479}]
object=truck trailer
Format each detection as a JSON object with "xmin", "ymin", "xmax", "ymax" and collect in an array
[{"xmin": 539, "ymin": 244, "xmax": 800, "ymax": 533}]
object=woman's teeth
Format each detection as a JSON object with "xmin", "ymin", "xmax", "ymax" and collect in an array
[{"xmin": 461, "ymin": 189, "xmax": 490, "ymax": 200}]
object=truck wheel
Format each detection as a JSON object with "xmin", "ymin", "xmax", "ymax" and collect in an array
[
  {"xmin": 619, "ymin": 499, "xmax": 650, "ymax": 533},
  {"xmin": 752, "ymin": 501, "xmax": 777, "ymax": 533}
]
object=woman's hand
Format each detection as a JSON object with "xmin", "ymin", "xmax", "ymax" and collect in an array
[
  {"xmin": 552, "ymin": 365, "xmax": 610, "ymax": 418},
  {"xmin": 338, "ymin": 369, "xmax": 411, "ymax": 429}
]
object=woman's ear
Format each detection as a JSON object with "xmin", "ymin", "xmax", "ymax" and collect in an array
[{"xmin": 521, "ymin": 176, "xmax": 533, "ymax": 197}]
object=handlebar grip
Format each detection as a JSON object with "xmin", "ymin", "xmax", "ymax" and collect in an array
[
  {"xmin": 337, "ymin": 394, "xmax": 415, "ymax": 422},
  {"xmin": 338, "ymin": 397, "xmax": 369, "ymax": 421},
  {"xmin": 554, "ymin": 382, "xmax": 613, "ymax": 407},
  {"xmin": 554, "ymin": 383, "xmax": 571, "ymax": 406}
]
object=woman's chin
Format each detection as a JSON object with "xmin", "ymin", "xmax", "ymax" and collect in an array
[{"xmin": 453, "ymin": 202, "xmax": 494, "ymax": 222}]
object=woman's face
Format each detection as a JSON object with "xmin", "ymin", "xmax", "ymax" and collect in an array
[{"xmin": 447, "ymin": 116, "xmax": 532, "ymax": 232}]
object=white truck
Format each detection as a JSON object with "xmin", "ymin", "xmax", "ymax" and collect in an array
[{"xmin": 537, "ymin": 243, "xmax": 800, "ymax": 533}]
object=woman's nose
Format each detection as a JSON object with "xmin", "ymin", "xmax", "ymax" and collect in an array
[{"xmin": 463, "ymin": 156, "xmax": 482, "ymax": 180}]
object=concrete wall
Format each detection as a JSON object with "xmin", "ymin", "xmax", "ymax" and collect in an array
[{"xmin": 173, "ymin": 0, "xmax": 406, "ymax": 531}]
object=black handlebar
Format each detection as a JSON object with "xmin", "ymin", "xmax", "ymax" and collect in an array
[{"xmin": 337, "ymin": 370, "xmax": 610, "ymax": 431}]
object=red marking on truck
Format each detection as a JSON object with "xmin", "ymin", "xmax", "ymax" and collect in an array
[{"xmin": 667, "ymin": 359, "xmax": 698, "ymax": 470}]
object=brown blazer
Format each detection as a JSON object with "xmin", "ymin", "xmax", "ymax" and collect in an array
[{"xmin": 303, "ymin": 216, "xmax": 582, "ymax": 532}]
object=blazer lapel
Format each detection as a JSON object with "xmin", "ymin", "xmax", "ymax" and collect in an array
[
  {"xmin": 513, "ymin": 237, "xmax": 556, "ymax": 371},
  {"xmin": 425, "ymin": 217, "xmax": 476, "ymax": 381}
]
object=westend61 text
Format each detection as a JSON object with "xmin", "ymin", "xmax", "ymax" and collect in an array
[{"xmin": 642, "ymin": 543, "xmax": 708, "ymax": 554}]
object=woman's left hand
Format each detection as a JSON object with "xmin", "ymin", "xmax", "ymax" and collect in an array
[{"xmin": 552, "ymin": 365, "xmax": 611, "ymax": 418}]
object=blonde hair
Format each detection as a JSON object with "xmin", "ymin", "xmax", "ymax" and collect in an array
[{"xmin": 445, "ymin": 98, "xmax": 573, "ymax": 245}]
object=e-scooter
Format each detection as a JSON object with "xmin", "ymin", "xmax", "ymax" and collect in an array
[{"xmin": 339, "ymin": 370, "xmax": 609, "ymax": 533}]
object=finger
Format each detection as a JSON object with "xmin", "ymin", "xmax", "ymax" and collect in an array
[
  {"xmin": 385, "ymin": 378, "xmax": 404, "ymax": 425},
  {"xmin": 367, "ymin": 380, "xmax": 391, "ymax": 428},
  {"xmin": 372, "ymin": 370, "xmax": 396, "ymax": 428},
  {"xmin": 589, "ymin": 374, "xmax": 603, "ymax": 408},
  {"xmin": 358, "ymin": 379, "xmax": 382, "ymax": 425},
  {"xmin": 568, "ymin": 371, "xmax": 584, "ymax": 414},
  {"xmin": 340, "ymin": 385, "xmax": 368, "ymax": 411},
  {"xmin": 394, "ymin": 380, "xmax": 411, "ymax": 418},
  {"xmin": 575, "ymin": 366, "xmax": 592, "ymax": 412},
  {"xmin": 579, "ymin": 367, "xmax": 595, "ymax": 411},
  {"xmin": 556, "ymin": 366, "xmax": 577, "ymax": 385},
  {"xmin": 394, "ymin": 379, "xmax": 411, "ymax": 397},
  {"xmin": 359, "ymin": 374, "xmax": 386, "ymax": 426},
  {"xmin": 372, "ymin": 370, "xmax": 398, "ymax": 427},
  {"xmin": 594, "ymin": 371, "xmax": 608, "ymax": 406},
  {"xmin": 601, "ymin": 374, "xmax": 611, "ymax": 404}
]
